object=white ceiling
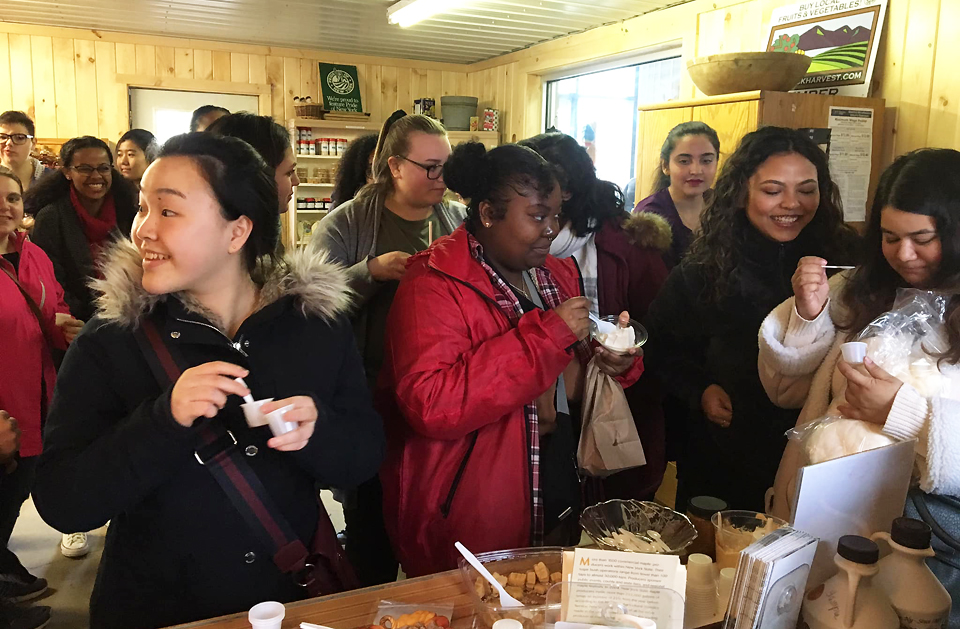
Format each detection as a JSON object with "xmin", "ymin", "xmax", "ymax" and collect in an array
[{"xmin": 2, "ymin": 0, "xmax": 687, "ymax": 64}]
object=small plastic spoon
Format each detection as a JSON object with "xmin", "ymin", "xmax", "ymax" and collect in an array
[
  {"xmin": 455, "ymin": 541, "xmax": 524, "ymax": 608},
  {"xmin": 235, "ymin": 377, "xmax": 255, "ymax": 404},
  {"xmin": 588, "ymin": 312, "xmax": 617, "ymax": 335},
  {"xmin": 646, "ymin": 530, "xmax": 673, "ymax": 553}
]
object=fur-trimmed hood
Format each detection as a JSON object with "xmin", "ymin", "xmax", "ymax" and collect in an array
[
  {"xmin": 620, "ymin": 212, "xmax": 673, "ymax": 253},
  {"xmin": 91, "ymin": 238, "xmax": 354, "ymax": 329}
]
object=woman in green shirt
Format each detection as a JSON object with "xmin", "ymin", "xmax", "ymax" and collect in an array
[{"xmin": 310, "ymin": 111, "xmax": 466, "ymax": 586}]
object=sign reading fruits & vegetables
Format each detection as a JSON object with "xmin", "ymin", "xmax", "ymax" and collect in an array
[{"xmin": 319, "ymin": 63, "xmax": 363, "ymax": 112}]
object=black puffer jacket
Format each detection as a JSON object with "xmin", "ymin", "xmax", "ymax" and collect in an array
[
  {"xmin": 645, "ymin": 224, "xmax": 831, "ymax": 511},
  {"xmin": 33, "ymin": 241, "xmax": 384, "ymax": 629}
]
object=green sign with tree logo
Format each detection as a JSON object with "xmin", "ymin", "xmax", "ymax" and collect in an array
[{"xmin": 319, "ymin": 63, "xmax": 363, "ymax": 112}]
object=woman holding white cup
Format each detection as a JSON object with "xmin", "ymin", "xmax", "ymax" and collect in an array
[{"xmin": 759, "ymin": 149, "xmax": 960, "ymax": 622}]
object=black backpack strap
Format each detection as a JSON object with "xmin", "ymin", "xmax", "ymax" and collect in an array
[{"xmin": 133, "ymin": 317, "xmax": 319, "ymax": 582}]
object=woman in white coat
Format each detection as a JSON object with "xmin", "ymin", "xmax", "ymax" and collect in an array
[{"xmin": 758, "ymin": 148, "xmax": 960, "ymax": 622}]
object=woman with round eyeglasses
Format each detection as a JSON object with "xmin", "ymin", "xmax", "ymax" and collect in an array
[
  {"xmin": 27, "ymin": 136, "xmax": 137, "ymax": 324},
  {"xmin": 310, "ymin": 112, "xmax": 465, "ymax": 587},
  {"xmin": 0, "ymin": 111, "xmax": 51, "ymax": 195}
]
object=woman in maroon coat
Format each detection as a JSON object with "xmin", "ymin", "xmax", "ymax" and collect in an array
[{"xmin": 520, "ymin": 132, "xmax": 672, "ymax": 500}]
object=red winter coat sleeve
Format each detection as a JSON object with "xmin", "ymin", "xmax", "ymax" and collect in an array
[{"xmin": 385, "ymin": 272, "xmax": 579, "ymax": 441}]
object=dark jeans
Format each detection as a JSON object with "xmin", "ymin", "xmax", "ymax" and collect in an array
[
  {"xmin": 342, "ymin": 477, "xmax": 398, "ymax": 587},
  {"xmin": 0, "ymin": 456, "xmax": 37, "ymax": 582}
]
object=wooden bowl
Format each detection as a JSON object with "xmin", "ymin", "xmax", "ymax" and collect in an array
[{"xmin": 686, "ymin": 52, "xmax": 812, "ymax": 96}]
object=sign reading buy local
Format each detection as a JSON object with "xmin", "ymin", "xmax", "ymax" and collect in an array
[
  {"xmin": 319, "ymin": 63, "xmax": 364, "ymax": 112},
  {"xmin": 766, "ymin": 0, "xmax": 887, "ymax": 97}
]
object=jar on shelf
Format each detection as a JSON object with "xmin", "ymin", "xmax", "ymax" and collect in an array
[
  {"xmin": 296, "ymin": 198, "xmax": 307, "ymax": 213},
  {"xmin": 338, "ymin": 138, "xmax": 347, "ymax": 154},
  {"xmin": 308, "ymin": 140, "xmax": 316, "ymax": 155},
  {"xmin": 306, "ymin": 198, "xmax": 316, "ymax": 211},
  {"xmin": 321, "ymin": 138, "xmax": 331, "ymax": 156}
]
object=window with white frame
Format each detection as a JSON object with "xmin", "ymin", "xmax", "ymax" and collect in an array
[{"xmin": 545, "ymin": 53, "xmax": 682, "ymax": 201}]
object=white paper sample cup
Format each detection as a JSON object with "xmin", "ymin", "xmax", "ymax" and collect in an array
[
  {"xmin": 248, "ymin": 601, "xmax": 284, "ymax": 629},
  {"xmin": 686, "ymin": 553, "xmax": 716, "ymax": 586},
  {"xmin": 241, "ymin": 398, "xmax": 274, "ymax": 428},
  {"xmin": 265, "ymin": 404, "xmax": 297, "ymax": 437},
  {"xmin": 841, "ymin": 341, "xmax": 867, "ymax": 364}
]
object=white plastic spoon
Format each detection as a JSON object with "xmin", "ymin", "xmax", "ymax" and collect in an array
[
  {"xmin": 588, "ymin": 312, "xmax": 617, "ymax": 335},
  {"xmin": 455, "ymin": 541, "xmax": 524, "ymax": 608}
]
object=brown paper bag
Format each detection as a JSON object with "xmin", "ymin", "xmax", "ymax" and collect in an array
[{"xmin": 577, "ymin": 357, "xmax": 646, "ymax": 477}]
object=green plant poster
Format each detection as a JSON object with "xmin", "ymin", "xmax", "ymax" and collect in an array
[{"xmin": 319, "ymin": 63, "xmax": 363, "ymax": 112}]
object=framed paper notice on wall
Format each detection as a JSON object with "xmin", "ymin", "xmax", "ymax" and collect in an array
[
  {"xmin": 319, "ymin": 63, "xmax": 364, "ymax": 112},
  {"xmin": 766, "ymin": 0, "xmax": 888, "ymax": 97}
]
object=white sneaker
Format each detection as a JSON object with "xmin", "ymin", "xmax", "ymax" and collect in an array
[{"xmin": 60, "ymin": 532, "xmax": 90, "ymax": 558}]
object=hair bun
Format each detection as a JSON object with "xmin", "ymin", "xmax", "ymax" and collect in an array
[{"xmin": 443, "ymin": 141, "xmax": 491, "ymax": 200}]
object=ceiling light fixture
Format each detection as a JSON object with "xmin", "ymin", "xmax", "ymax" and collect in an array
[{"xmin": 386, "ymin": 0, "xmax": 465, "ymax": 28}]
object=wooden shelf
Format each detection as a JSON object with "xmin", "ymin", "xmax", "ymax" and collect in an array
[
  {"xmin": 295, "ymin": 154, "xmax": 340, "ymax": 160},
  {"xmin": 297, "ymin": 209, "xmax": 329, "ymax": 214},
  {"xmin": 297, "ymin": 183, "xmax": 334, "ymax": 188},
  {"xmin": 291, "ymin": 117, "xmax": 379, "ymax": 131}
]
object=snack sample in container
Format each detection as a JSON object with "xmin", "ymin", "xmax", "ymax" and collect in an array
[
  {"xmin": 368, "ymin": 601, "xmax": 452, "ymax": 629},
  {"xmin": 458, "ymin": 547, "xmax": 565, "ymax": 629},
  {"xmin": 590, "ymin": 316, "xmax": 648, "ymax": 355},
  {"xmin": 711, "ymin": 510, "xmax": 786, "ymax": 570}
]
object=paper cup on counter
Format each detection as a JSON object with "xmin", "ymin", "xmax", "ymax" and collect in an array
[
  {"xmin": 248, "ymin": 601, "xmax": 284, "ymax": 629},
  {"xmin": 241, "ymin": 398, "xmax": 274, "ymax": 428},
  {"xmin": 841, "ymin": 342, "xmax": 867, "ymax": 364},
  {"xmin": 265, "ymin": 404, "xmax": 297, "ymax": 437}
]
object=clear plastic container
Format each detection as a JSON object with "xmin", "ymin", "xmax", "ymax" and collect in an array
[{"xmin": 457, "ymin": 546, "xmax": 565, "ymax": 629}]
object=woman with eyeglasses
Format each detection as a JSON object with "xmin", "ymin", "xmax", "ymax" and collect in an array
[
  {"xmin": 27, "ymin": 137, "xmax": 137, "ymax": 324},
  {"xmin": 24, "ymin": 136, "xmax": 136, "ymax": 559},
  {"xmin": 0, "ymin": 111, "xmax": 51, "ymax": 196},
  {"xmin": 310, "ymin": 112, "xmax": 465, "ymax": 586}
]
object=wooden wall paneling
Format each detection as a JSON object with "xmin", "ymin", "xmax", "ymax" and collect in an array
[
  {"xmin": 509, "ymin": 66, "xmax": 528, "ymax": 144},
  {"xmin": 265, "ymin": 55, "xmax": 284, "ymax": 121},
  {"xmin": 499, "ymin": 63, "xmax": 513, "ymax": 143},
  {"xmin": 366, "ymin": 65, "xmax": 383, "ymax": 122},
  {"xmin": 893, "ymin": 0, "xmax": 940, "ymax": 154},
  {"xmin": 299, "ymin": 58, "xmax": 316, "ymax": 102},
  {"xmin": 74, "ymin": 38, "xmax": 99, "ymax": 137},
  {"xmin": 248, "ymin": 54, "xmax": 266, "ymax": 85},
  {"xmin": 8, "ymin": 34, "xmax": 34, "ymax": 117},
  {"xmin": 426, "ymin": 69, "xmax": 442, "ymax": 118},
  {"xmin": 282, "ymin": 57, "xmax": 300, "ymax": 121},
  {"xmin": 156, "ymin": 45, "xmax": 176, "ymax": 78},
  {"xmin": 926, "ymin": 0, "xmax": 960, "ymax": 149},
  {"xmin": 694, "ymin": 100, "xmax": 756, "ymax": 166},
  {"xmin": 175, "ymin": 48, "xmax": 194, "ymax": 79},
  {"xmin": 31, "ymin": 36, "xmax": 57, "ymax": 137},
  {"xmin": 479, "ymin": 68, "xmax": 496, "ymax": 113},
  {"xmin": 396, "ymin": 67, "xmax": 412, "ymax": 113},
  {"xmin": 523, "ymin": 73, "xmax": 542, "ymax": 139},
  {"xmin": 212, "ymin": 51, "xmax": 231, "ymax": 82},
  {"xmin": 52, "ymin": 38, "xmax": 78, "ymax": 138},
  {"xmin": 0, "ymin": 35, "xmax": 11, "ymax": 112},
  {"xmin": 308, "ymin": 58, "xmax": 320, "ymax": 102},
  {"xmin": 94, "ymin": 40, "xmax": 124, "ymax": 141},
  {"xmin": 232, "ymin": 53, "xmax": 250, "ymax": 84},
  {"xmin": 411, "ymin": 68, "xmax": 427, "ymax": 104},
  {"xmin": 194, "ymin": 49, "xmax": 213, "ymax": 81},
  {"xmin": 871, "ymin": 0, "xmax": 909, "ymax": 163},
  {"xmin": 381, "ymin": 65, "xmax": 399, "ymax": 115},
  {"xmin": 636, "ymin": 106, "xmax": 692, "ymax": 198},
  {"xmin": 135, "ymin": 44, "xmax": 156, "ymax": 76},
  {"xmin": 115, "ymin": 43, "xmax": 136, "ymax": 75}
]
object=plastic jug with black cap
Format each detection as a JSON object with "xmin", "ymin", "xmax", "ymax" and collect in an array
[
  {"xmin": 871, "ymin": 517, "xmax": 951, "ymax": 629},
  {"xmin": 799, "ymin": 535, "xmax": 899, "ymax": 629}
]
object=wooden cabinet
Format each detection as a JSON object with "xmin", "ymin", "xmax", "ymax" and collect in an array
[{"xmin": 636, "ymin": 91, "xmax": 885, "ymax": 223}]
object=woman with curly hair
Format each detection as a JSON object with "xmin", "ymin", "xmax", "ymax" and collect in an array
[
  {"xmin": 331, "ymin": 134, "xmax": 377, "ymax": 209},
  {"xmin": 644, "ymin": 126, "xmax": 859, "ymax": 511}
]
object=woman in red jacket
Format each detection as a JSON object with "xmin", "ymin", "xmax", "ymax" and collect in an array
[
  {"xmin": 0, "ymin": 166, "xmax": 79, "ymax": 624},
  {"xmin": 379, "ymin": 143, "xmax": 644, "ymax": 577}
]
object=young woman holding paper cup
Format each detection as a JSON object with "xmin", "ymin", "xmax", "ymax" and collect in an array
[
  {"xmin": 644, "ymin": 126, "xmax": 858, "ymax": 513},
  {"xmin": 379, "ymin": 142, "xmax": 644, "ymax": 577},
  {"xmin": 759, "ymin": 149, "xmax": 960, "ymax": 615},
  {"xmin": 31, "ymin": 134, "xmax": 383, "ymax": 629}
]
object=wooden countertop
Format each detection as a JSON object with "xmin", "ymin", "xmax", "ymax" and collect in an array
[{"xmin": 167, "ymin": 570, "xmax": 477, "ymax": 629}]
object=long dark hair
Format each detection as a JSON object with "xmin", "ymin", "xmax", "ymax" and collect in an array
[
  {"xmin": 519, "ymin": 132, "xmax": 622, "ymax": 236},
  {"xmin": 838, "ymin": 148, "xmax": 960, "ymax": 364},
  {"xmin": 24, "ymin": 136, "xmax": 137, "ymax": 229},
  {"xmin": 686, "ymin": 126, "xmax": 858, "ymax": 304},
  {"xmin": 444, "ymin": 141, "xmax": 558, "ymax": 232},
  {"xmin": 117, "ymin": 129, "xmax": 160, "ymax": 163},
  {"xmin": 331, "ymin": 134, "xmax": 377, "ymax": 209},
  {"xmin": 654, "ymin": 121, "xmax": 720, "ymax": 192},
  {"xmin": 158, "ymin": 133, "xmax": 281, "ymax": 283}
]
